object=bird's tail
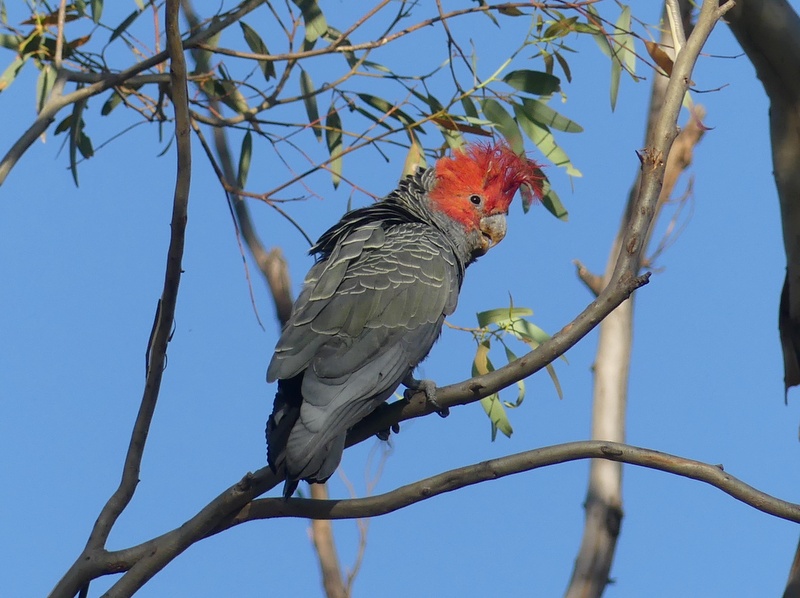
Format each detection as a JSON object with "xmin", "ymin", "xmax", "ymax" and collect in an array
[{"xmin": 266, "ymin": 375, "xmax": 303, "ymax": 498}]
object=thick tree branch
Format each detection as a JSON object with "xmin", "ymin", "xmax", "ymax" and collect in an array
[
  {"xmin": 726, "ymin": 1, "xmax": 800, "ymax": 594},
  {"xmin": 48, "ymin": 1, "xmax": 193, "ymax": 597},
  {"xmin": 218, "ymin": 442, "xmax": 800, "ymax": 526},
  {"xmin": 727, "ymin": 0, "xmax": 800, "ymax": 397},
  {"xmin": 565, "ymin": 4, "xmax": 703, "ymax": 597},
  {"xmin": 310, "ymin": 484, "xmax": 349, "ymax": 598}
]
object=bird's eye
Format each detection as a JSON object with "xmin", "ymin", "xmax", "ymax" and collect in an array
[{"xmin": 469, "ymin": 194, "xmax": 483, "ymax": 206}]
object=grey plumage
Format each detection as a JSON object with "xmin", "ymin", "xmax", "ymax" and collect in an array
[
  {"xmin": 267, "ymin": 169, "xmax": 466, "ymax": 497},
  {"xmin": 266, "ymin": 144, "xmax": 541, "ymax": 497}
]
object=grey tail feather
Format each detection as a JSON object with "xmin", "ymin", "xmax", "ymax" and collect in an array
[{"xmin": 266, "ymin": 374, "xmax": 304, "ymax": 496}]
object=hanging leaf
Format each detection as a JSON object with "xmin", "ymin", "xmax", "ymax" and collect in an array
[
  {"xmin": 102, "ymin": 84, "xmax": 141, "ymax": 116},
  {"xmin": 554, "ymin": 50, "xmax": 573, "ymax": 83},
  {"xmin": 0, "ymin": 33, "xmax": 21, "ymax": 51},
  {"xmin": 90, "ymin": 0, "xmax": 103, "ymax": 23},
  {"xmin": 473, "ymin": 342, "xmax": 512, "ymax": 440},
  {"xmin": 519, "ymin": 97, "xmax": 583, "ymax": 133},
  {"xmin": 502, "ymin": 344, "xmax": 525, "ymax": 408},
  {"xmin": 35, "ymin": 64, "xmax": 56, "ymax": 113},
  {"xmin": 0, "ymin": 56, "xmax": 26, "ymax": 93},
  {"xmin": 609, "ymin": 5, "xmax": 632, "ymax": 110},
  {"xmin": 542, "ymin": 16, "xmax": 578, "ymax": 40},
  {"xmin": 237, "ymin": 130, "xmax": 253, "ymax": 189},
  {"xmin": 541, "ymin": 183, "xmax": 569, "ymax": 221},
  {"xmin": 292, "ymin": 0, "xmax": 327, "ymax": 43},
  {"xmin": 211, "ymin": 78, "xmax": 249, "ymax": 114},
  {"xmin": 356, "ymin": 93, "xmax": 418, "ymax": 129},
  {"xmin": 477, "ymin": 306, "xmax": 534, "ymax": 328},
  {"xmin": 325, "ymin": 107, "xmax": 343, "ymax": 188},
  {"xmin": 515, "ymin": 103, "xmax": 581, "ymax": 177},
  {"xmin": 402, "ymin": 134, "xmax": 425, "ymax": 177},
  {"xmin": 461, "ymin": 96, "xmax": 479, "ymax": 120},
  {"xmin": 502, "ymin": 70, "xmax": 561, "ymax": 96},
  {"xmin": 109, "ymin": 9, "xmax": 142, "ymax": 43},
  {"xmin": 240, "ymin": 22, "xmax": 276, "ymax": 81},
  {"xmin": 645, "ymin": 40, "xmax": 673, "ymax": 76},
  {"xmin": 299, "ymin": 69, "xmax": 322, "ymax": 140},
  {"xmin": 323, "ymin": 27, "xmax": 357, "ymax": 67},
  {"xmin": 619, "ymin": 6, "xmax": 635, "ymax": 76},
  {"xmin": 481, "ymin": 98, "xmax": 523, "ymax": 154},
  {"xmin": 68, "ymin": 96, "xmax": 90, "ymax": 186}
]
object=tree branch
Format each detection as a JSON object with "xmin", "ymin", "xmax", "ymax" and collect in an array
[
  {"xmin": 48, "ymin": 1, "xmax": 193, "ymax": 596},
  {"xmin": 565, "ymin": 3, "xmax": 700, "ymax": 596},
  {"xmin": 218, "ymin": 441, "xmax": 800, "ymax": 526},
  {"xmin": 726, "ymin": 1, "xmax": 800, "ymax": 594}
]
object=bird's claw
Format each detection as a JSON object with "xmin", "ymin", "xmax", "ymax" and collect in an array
[
  {"xmin": 403, "ymin": 375, "xmax": 449, "ymax": 418},
  {"xmin": 375, "ymin": 422, "xmax": 401, "ymax": 441}
]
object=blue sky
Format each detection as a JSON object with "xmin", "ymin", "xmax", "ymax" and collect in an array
[{"xmin": 2, "ymin": 2, "xmax": 799, "ymax": 597}]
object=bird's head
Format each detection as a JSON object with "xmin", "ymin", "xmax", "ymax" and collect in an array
[{"xmin": 428, "ymin": 142, "xmax": 544, "ymax": 256}]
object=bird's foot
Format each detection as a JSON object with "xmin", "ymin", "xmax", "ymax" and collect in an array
[
  {"xmin": 403, "ymin": 375, "xmax": 449, "ymax": 418},
  {"xmin": 373, "ymin": 403, "xmax": 401, "ymax": 441}
]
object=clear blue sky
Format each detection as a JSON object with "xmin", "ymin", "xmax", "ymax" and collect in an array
[{"xmin": 2, "ymin": 2, "xmax": 798, "ymax": 597}]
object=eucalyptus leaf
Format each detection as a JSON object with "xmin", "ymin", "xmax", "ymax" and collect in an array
[
  {"xmin": 240, "ymin": 22, "xmax": 275, "ymax": 81},
  {"xmin": 237, "ymin": 130, "xmax": 252, "ymax": 189},
  {"xmin": 300, "ymin": 69, "xmax": 322, "ymax": 140},
  {"xmin": 477, "ymin": 306, "xmax": 534, "ymax": 328},
  {"xmin": 503, "ymin": 70, "xmax": 561, "ymax": 96},
  {"xmin": 325, "ymin": 108, "xmax": 343, "ymax": 188},
  {"xmin": 481, "ymin": 98, "xmax": 523, "ymax": 154}
]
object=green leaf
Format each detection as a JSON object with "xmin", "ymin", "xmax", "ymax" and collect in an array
[
  {"xmin": 620, "ymin": 18, "xmax": 636, "ymax": 75},
  {"xmin": 554, "ymin": 50, "xmax": 572, "ymax": 83},
  {"xmin": 323, "ymin": 27, "xmax": 357, "ymax": 67},
  {"xmin": 480, "ymin": 395, "xmax": 512, "ymax": 440},
  {"xmin": 609, "ymin": 6, "xmax": 631, "ymax": 111},
  {"xmin": 0, "ymin": 33, "xmax": 20, "ymax": 51},
  {"xmin": 473, "ymin": 342, "xmax": 512, "ymax": 440},
  {"xmin": 90, "ymin": 0, "xmax": 103, "ymax": 24},
  {"xmin": 101, "ymin": 89, "xmax": 124, "ymax": 116},
  {"xmin": 515, "ymin": 103, "xmax": 581, "ymax": 177},
  {"xmin": 356, "ymin": 93, "xmax": 418, "ymax": 129},
  {"xmin": 292, "ymin": 0, "xmax": 327, "ymax": 43},
  {"xmin": 481, "ymin": 98, "xmax": 523, "ymax": 154},
  {"xmin": 542, "ymin": 16, "xmax": 578, "ymax": 40},
  {"xmin": 502, "ymin": 344, "xmax": 525, "ymax": 408},
  {"xmin": 519, "ymin": 97, "xmax": 582, "ymax": 133},
  {"xmin": 240, "ymin": 22, "xmax": 275, "ymax": 81},
  {"xmin": 545, "ymin": 363, "xmax": 564, "ymax": 400},
  {"xmin": 54, "ymin": 115, "xmax": 74, "ymax": 135},
  {"xmin": 325, "ymin": 107, "xmax": 343, "ymax": 188},
  {"xmin": 213, "ymin": 77, "xmax": 250, "ymax": 114},
  {"xmin": 69, "ymin": 96, "xmax": 89, "ymax": 186},
  {"xmin": 461, "ymin": 96, "xmax": 479, "ymax": 120},
  {"xmin": 541, "ymin": 182, "xmax": 569, "ymax": 221},
  {"xmin": 35, "ymin": 64, "xmax": 56, "ymax": 113},
  {"xmin": 441, "ymin": 128, "xmax": 465, "ymax": 151},
  {"xmin": 502, "ymin": 70, "xmax": 561, "ymax": 96},
  {"xmin": 300, "ymin": 69, "xmax": 321, "ymax": 140},
  {"xmin": 237, "ymin": 130, "xmax": 252, "ymax": 189},
  {"xmin": 477, "ymin": 306, "xmax": 534, "ymax": 328},
  {"xmin": 109, "ymin": 9, "xmax": 141, "ymax": 43},
  {"xmin": 508, "ymin": 318, "xmax": 551, "ymax": 346},
  {"xmin": 0, "ymin": 56, "xmax": 26, "ymax": 93},
  {"xmin": 509, "ymin": 317, "xmax": 568, "ymax": 364}
]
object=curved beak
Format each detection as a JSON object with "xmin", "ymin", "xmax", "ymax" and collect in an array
[{"xmin": 478, "ymin": 213, "xmax": 507, "ymax": 254}]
